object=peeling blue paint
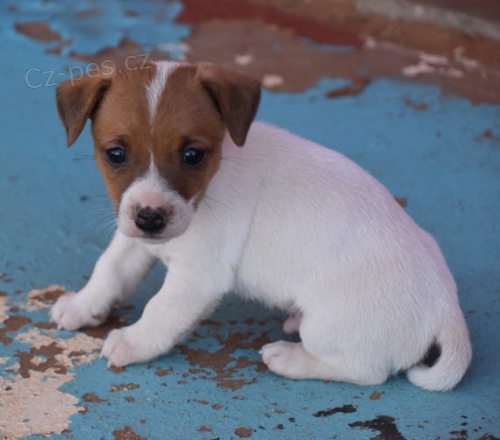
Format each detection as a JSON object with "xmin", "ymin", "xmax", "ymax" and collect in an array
[{"xmin": 1, "ymin": 1, "xmax": 499, "ymax": 439}]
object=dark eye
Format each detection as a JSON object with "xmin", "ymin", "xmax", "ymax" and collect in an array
[
  {"xmin": 182, "ymin": 148, "xmax": 206, "ymax": 167},
  {"xmin": 105, "ymin": 147, "xmax": 126, "ymax": 166}
]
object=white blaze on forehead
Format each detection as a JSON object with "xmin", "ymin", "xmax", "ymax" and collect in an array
[
  {"xmin": 145, "ymin": 152, "xmax": 163, "ymax": 184},
  {"xmin": 146, "ymin": 61, "xmax": 182, "ymax": 125}
]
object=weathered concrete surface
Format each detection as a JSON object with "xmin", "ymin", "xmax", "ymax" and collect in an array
[{"xmin": 1, "ymin": 1, "xmax": 499, "ymax": 439}]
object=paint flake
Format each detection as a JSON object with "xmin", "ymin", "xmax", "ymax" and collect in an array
[
  {"xmin": 0, "ymin": 293, "xmax": 8, "ymax": 322},
  {"xmin": 0, "ymin": 371, "xmax": 83, "ymax": 439},
  {"xmin": 26, "ymin": 285, "xmax": 67, "ymax": 312},
  {"xmin": 262, "ymin": 74, "xmax": 285, "ymax": 88},
  {"xmin": 0, "ymin": 327, "xmax": 103, "ymax": 438}
]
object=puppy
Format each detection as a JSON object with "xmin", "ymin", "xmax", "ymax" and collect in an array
[{"xmin": 51, "ymin": 61, "xmax": 472, "ymax": 391}]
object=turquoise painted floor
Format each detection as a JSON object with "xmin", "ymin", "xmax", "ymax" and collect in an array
[{"xmin": 0, "ymin": 1, "xmax": 499, "ymax": 439}]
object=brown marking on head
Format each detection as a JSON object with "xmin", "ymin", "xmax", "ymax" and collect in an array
[
  {"xmin": 148, "ymin": 64, "xmax": 226, "ymax": 205},
  {"xmin": 56, "ymin": 61, "xmax": 260, "ymax": 234},
  {"xmin": 89, "ymin": 65, "xmax": 156, "ymax": 207}
]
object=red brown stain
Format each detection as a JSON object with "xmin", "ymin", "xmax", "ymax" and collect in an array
[
  {"xmin": 200, "ymin": 319, "xmax": 223, "ymax": 328},
  {"xmin": 113, "ymin": 426, "xmax": 147, "ymax": 440},
  {"xmin": 199, "ymin": 426, "xmax": 212, "ymax": 433},
  {"xmin": 313, "ymin": 404, "xmax": 357, "ymax": 417},
  {"xmin": 177, "ymin": 330, "xmax": 270, "ymax": 390},
  {"xmin": 68, "ymin": 350, "xmax": 86, "ymax": 357},
  {"xmin": 155, "ymin": 366, "xmax": 173, "ymax": 377},
  {"xmin": 183, "ymin": 3, "xmax": 500, "ymax": 103},
  {"xmin": 349, "ymin": 415, "xmax": 406, "ymax": 440},
  {"xmin": 0, "ymin": 273, "xmax": 13, "ymax": 283},
  {"xmin": 31, "ymin": 285, "xmax": 68, "ymax": 304},
  {"xmin": 69, "ymin": 37, "xmax": 168, "ymax": 66},
  {"xmin": 370, "ymin": 391, "xmax": 384, "ymax": 400},
  {"xmin": 0, "ymin": 315, "xmax": 32, "ymax": 345},
  {"xmin": 326, "ymin": 77, "xmax": 371, "ymax": 99},
  {"xmin": 481, "ymin": 128, "xmax": 495, "ymax": 139},
  {"xmin": 34, "ymin": 321, "xmax": 57, "ymax": 330},
  {"xmin": 15, "ymin": 22, "xmax": 61, "ymax": 43},
  {"xmin": 404, "ymin": 97, "xmax": 429, "ymax": 111},
  {"xmin": 111, "ymin": 383, "xmax": 140, "ymax": 392},
  {"xmin": 82, "ymin": 392, "xmax": 108, "ymax": 403},
  {"xmin": 82, "ymin": 315, "xmax": 128, "ymax": 339},
  {"xmin": 249, "ymin": 0, "xmax": 500, "ymax": 71},
  {"xmin": 46, "ymin": 38, "xmax": 74, "ymax": 56},
  {"xmin": 16, "ymin": 342, "xmax": 67, "ymax": 378},
  {"xmin": 75, "ymin": 7, "xmax": 100, "ymax": 19},
  {"xmin": 193, "ymin": 398, "xmax": 209, "ymax": 405},
  {"xmin": 18, "ymin": 0, "xmax": 498, "ymax": 104},
  {"xmin": 477, "ymin": 128, "xmax": 500, "ymax": 144},
  {"xmin": 125, "ymin": 10, "xmax": 139, "ymax": 18},
  {"xmin": 176, "ymin": 0, "xmax": 361, "ymax": 47},
  {"xmin": 235, "ymin": 427, "xmax": 253, "ymax": 438}
]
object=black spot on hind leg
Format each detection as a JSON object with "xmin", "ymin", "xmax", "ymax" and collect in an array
[{"xmin": 421, "ymin": 341, "xmax": 441, "ymax": 367}]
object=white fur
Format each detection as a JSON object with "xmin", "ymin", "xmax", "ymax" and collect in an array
[
  {"xmin": 51, "ymin": 73, "xmax": 471, "ymax": 391},
  {"xmin": 117, "ymin": 156, "xmax": 195, "ymax": 240},
  {"xmin": 146, "ymin": 61, "xmax": 180, "ymax": 125}
]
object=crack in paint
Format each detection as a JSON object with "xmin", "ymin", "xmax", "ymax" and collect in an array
[
  {"xmin": 313, "ymin": 404, "xmax": 357, "ymax": 417},
  {"xmin": 349, "ymin": 415, "xmax": 406, "ymax": 440}
]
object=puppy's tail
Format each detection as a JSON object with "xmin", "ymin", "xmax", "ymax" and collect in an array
[{"xmin": 407, "ymin": 313, "xmax": 472, "ymax": 392}]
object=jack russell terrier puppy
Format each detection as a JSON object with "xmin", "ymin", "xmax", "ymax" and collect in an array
[{"xmin": 51, "ymin": 61, "xmax": 472, "ymax": 391}]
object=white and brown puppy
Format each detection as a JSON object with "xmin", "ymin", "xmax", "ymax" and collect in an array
[{"xmin": 51, "ymin": 61, "xmax": 472, "ymax": 391}]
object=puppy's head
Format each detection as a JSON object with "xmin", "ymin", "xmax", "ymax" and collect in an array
[{"xmin": 56, "ymin": 61, "xmax": 260, "ymax": 241}]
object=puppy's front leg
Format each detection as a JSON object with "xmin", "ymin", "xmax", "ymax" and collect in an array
[
  {"xmin": 50, "ymin": 231, "xmax": 157, "ymax": 331},
  {"xmin": 101, "ymin": 264, "xmax": 225, "ymax": 367}
]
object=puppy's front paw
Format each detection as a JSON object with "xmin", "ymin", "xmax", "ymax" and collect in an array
[
  {"xmin": 50, "ymin": 292, "xmax": 106, "ymax": 331},
  {"xmin": 101, "ymin": 325, "xmax": 156, "ymax": 368}
]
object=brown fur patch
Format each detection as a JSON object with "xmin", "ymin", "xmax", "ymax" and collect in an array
[
  {"xmin": 91, "ymin": 64, "xmax": 156, "ymax": 208},
  {"xmin": 57, "ymin": 61, "xmax": 260, "ymax": 213},
  {"xmin": 149, "ymin": 65, "xmax": 226, "ymax": 204}
]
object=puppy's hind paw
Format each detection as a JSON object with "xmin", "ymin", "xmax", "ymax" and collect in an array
[
  {"xmin": 282, "ymin": 312, "xmax": 302, "ymax": 334},
  {"xmin": 260, "ymin": 340, "xmax": 310, "ymax": 379}
]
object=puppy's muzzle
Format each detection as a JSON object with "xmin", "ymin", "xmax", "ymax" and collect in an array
[{"xmin": 134, "ymin": 207, "xmax": 167, "ymax": 235}]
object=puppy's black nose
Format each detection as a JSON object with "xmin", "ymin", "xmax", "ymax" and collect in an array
[{"xmin": 135, "ymin": 207, "xmax": 166, "ymax": 234}]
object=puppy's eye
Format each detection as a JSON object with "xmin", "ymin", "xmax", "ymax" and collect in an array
[
  {"xmin": 105, "ymin": 147, "xmax": 126, "ymax": 166},
  {"xmin": 182, "ymin": 148, "xmax": 206, "ymax": 167}
]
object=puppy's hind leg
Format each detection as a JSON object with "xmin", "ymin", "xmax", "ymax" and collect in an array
[
  {"xmin": 282, "ymin": 312, "xmax": 302, "ymax": 334},
  {"xmin": 260, "ymin": 341, "xmax": 388, "ymax": 386}
]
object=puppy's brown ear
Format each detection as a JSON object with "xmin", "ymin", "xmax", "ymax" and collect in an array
[
  {"xmin": 197, "ymin": 63, "xmax": 261, "ymax": 147},
  {"xmin": 56, "ymin": 75, "xmax": 112, "ymax": 147}
]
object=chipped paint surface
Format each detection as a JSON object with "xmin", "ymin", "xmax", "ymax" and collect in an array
[
  {"xmin": 0, "ymin": 284, "xmax": 102, "ymax": 439},
  {"xmin": 0, "ymin": 371, "xmax": 82, "ymax": 438},
  {"xmin": 1, "ymin": 0, "xmax": 500, "ymax": 439}
]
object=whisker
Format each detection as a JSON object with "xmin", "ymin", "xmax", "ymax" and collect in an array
[
  {"xmin": 203, "ymin": 194, "xmax": 231, "ymax": 210},
  {"xmin": 201, "ymin": 199, "xmax": 217, "ymax": 221},
  {"xmin": 220, "ymin": 156, "xmax": 245, "ymax": 167}
]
